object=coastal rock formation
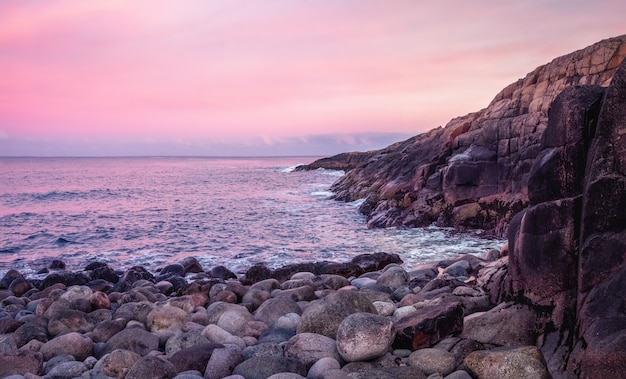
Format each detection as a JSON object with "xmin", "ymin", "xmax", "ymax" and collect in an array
[
  {"xmin": 303, "ymin": 35, "xmax": 626, "ymax": 237},
  {"xmin": 507, "ymin": 53, "xmax": 626, "ymax": 378}
]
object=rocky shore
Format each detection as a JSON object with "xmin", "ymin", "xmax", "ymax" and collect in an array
[
  {"xmin": 2, "ymin": 36, "xmax": 624, "ymax": 379},
  {"xmin": 1, "ymin": 246, "xmax": 553, "ymax": 379}
]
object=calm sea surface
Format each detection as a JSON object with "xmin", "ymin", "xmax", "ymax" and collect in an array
[{"xmin": 0, "ymin": 157, "xmax": 501, "ymax": 277}]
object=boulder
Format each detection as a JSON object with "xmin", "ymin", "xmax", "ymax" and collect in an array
[
  {"xmin": 407, "ymin": 348, "xmax": 456, "ymax": 376},
  {"xmin": 464, "ymin": 346, "xmax": 550, "ymax": 379},
  {"xmin": 283, "ymin": 333, "xmax": 343, "ymax": 368},
  {"xmin": 125, "ymin": 355, "xmax": 177, "ymax": 379},
  {"xmin": 204, "ymin": 344, "xmax": 245, "ymax": 379},
  {"xmin": 99, "ymin": 349, "xmax": 141, "ymax": 378},
  {"xmin": 232, "ymin": 356, "xmax": 307, "ymax": 379},
  {"xmin": 393, "ymin": 302, "xmax": 464, "ymax": 350},
  {"xmin": 40, "ymin": 332, "xmax": 94, "ymax": 361},
  {"xmin": 335, "ymin": 312, "xmax": 395, "ymax": 362},
  {"xmin": 101, "ymin": 327, "xmax": 160, "ymax": 357},
  {"xmin": 297, "ymin": 290, "xmax": 375, "ymax": 338},
  {"xmin": 0, "ymin": 350, "xmax": 43, "ymax": 377},
  {"xmin": 168, "ymin": 343, "xmax": 223, "ymax": 373},
  {"xmin": 460, "ymin": 302, "xmax": 538, "ymax": 346}
]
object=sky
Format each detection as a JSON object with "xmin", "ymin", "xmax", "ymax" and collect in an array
[{"xmin": 0, "ymin": 1, "xmax": 625, "ymax": 157}]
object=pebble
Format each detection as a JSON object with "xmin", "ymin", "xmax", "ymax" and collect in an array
[{"xmin": 0, "ymin": 252, "xmax": 538, "ymax": 379}]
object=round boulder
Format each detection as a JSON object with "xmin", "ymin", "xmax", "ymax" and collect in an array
[
  {"xmin": 408, "ymin": 348, "xmax": 456, "ymax": 376},
  {"xmin": 336, "ymin": 312, "xmax": 395, "ymax": 362}
]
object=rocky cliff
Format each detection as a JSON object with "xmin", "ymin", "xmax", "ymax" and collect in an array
[{"xmin": 305, "ymin": 35, "xmax": 626, "ymax": 237}]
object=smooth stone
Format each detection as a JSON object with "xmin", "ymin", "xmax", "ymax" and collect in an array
[
  {"xmin": 336, "ymin": 312, "xmax": 395, "ymax": 362},
  {"xmin": 168, "ymin": 343, "xmax": 223, "ymax": 373},
  {"xmin": 147, "ymin": 305, "xmax": 189, "ymax": 333},
  {"xmin": 376, "ymin": 266, "xmax": 410, "ymax": 291},
  {"xmin": 243, "ymin": 342, "xmax": 284, "ymax": 359},
  {"xmin": 101, "ymin": 327, "xmax": 160, "ymax": 357},
  {"xmin": 393, "ymin": 305, "xmax": 418, "ymax": 320},
  {"xmin": 201, "ymin": 324, "xmax": 246, "ymax": 349},
  {"xmin": 174, "ymin": 370, "xmax": 204, "ymax": 379},
  {"xmin": 284, "ymin": 333, "xmax": 343, "ymax": 367},
  {"xmin": 100, "ymin": 349, "xmax": 141, "ymax": 378},
  {"xmin": 297, "ymin": 291, "xmax": 375, "ymax": 338},
  {"xmin": 165, "ymin": 331, "xmax": 209, "ymax": 356},
  {"xmin": 373, "ymin": 301, "xmax": 396, "ymax": 316},
  {"xmin": 233, "ymin": 356, "xmax": 307, "ymax": 379},
  {"xmin": 441, "ymin": 261, "xmax": 470, "ymax": 278},
  {"xmin": 0, "ymin": 350, "xmax": 43, "ymax": 377},
  {"xmin": 408, "ymin": 348, "xmax": 456, "ymax": 376},
  {"xmin": 216, "ymin": 309, "xmax": 255, "ymax": 337},
  {"xmin": 266, "ymin": 374, "xmax": 306, "ymax": 379},
  {"xmin": 40, "ymin": 332, "xmax": 94, "ymax": 361},
  {"xmin": 44, "ymin": 361, "xmax": 88, "ymax": 379},
  {"xmin": 444, "ymin": 370, "xmax": 473, "ymax": 379},
  {"xmin": 125, "ymin": 355, "xmax": 178, "ymax": 379},
  {"xmin": 464, "ymin": 346, "xmax": 550, "ymax": 379},
  {"xmin": 254, "ymin": 297, "xmax": 302, "ymax": 327},
  {"xmin": 204, "ymin": 344, "xmax": 245, "ymax": 379},
  {"xmin": 307, "ymin": 357, "xmax": 341, "ymax": 379}
]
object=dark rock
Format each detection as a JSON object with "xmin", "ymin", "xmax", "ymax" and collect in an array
[
  {"xmin": 461, "ymin": 302, "xmax": 538, "ymax": 346},
  {"xmin": 90, "ymin": 318, "xmax": 127, "ymax": 343},
  {"xmin": 244, "ymin": 264, "xmax": 272, "ymax": 284},
  {"xmin": 347, "ymin": 366, "xmax": 427, "ymax": 379},
  {"xmin": 50, "ymin": 260, "xmax": 66, "ymax": 269},
  {"xmin": 0, "ymin": 269, "xmax": 25, "ymax": 289},
  {"xmin": 98, "ymin": 348, "xmax": 141, "ymax": 378},
  {"xmin": 168, "ymin": 343, "xmax": 223, "ymax": 373},
  {"xmin": 209, "ymin": 265, "xmax": 237, "ymax": 280},
  {"xmin": 232, "ymin": 356, "xmax": 307, "ymax": 379},
  {"xmin": 126, "ymin": 355, "xmax": 177, "ymax": 379},
  {"xmin": 393, "ymin": 302, "xmax": 464, "ymax": 350},
  {"xmin": 39, "ymin": 271, "xmax": 89, "ymax": 290},
  {"xmin": 179, "ymin": 256, "xmax": 204, "ymax": 274},
  {"xmin": 295, "ymin": 151, "xmax": 371, "ymax": 172},
  {"xmin": 90, "ymin": 265, "xmax": 120, "ymax": 283},
  {"xmin": 351, "ymin": 253, "xmax": 403, "ymax": 272},
  {"xmin": 13, "ymin": 321, "xmax": 49, "ymax": 347}
]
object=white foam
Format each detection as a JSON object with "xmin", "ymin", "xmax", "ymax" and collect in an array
[
  {"xmin": 316, "ymin": 168, "xmax": 345, "ymax": 177},
  {"xmin": 310, "ymin": 190, "xmax": 335, "ymax": 197},
  {"xmin": 349, "ymin": 198, "xmax": 365, "ymax": 207}
]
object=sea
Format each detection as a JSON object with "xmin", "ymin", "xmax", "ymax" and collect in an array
[{"xmin": 0, "ymin": 157, "xmax": 502, "ymax": 278}]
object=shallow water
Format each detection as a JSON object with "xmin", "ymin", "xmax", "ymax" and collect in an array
[{"xmin": 0, "ymin": 157, "xmax": 502, "ymax": 277}]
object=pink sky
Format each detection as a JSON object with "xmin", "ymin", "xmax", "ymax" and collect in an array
[{"xmin": 1, "ymin": 1, "xmax": 625, "ymax": 156}]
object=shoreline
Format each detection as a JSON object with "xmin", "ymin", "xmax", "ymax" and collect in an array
[{"xmin": 0, "ymin": 247, "xmax": 553, "ymax": 379}]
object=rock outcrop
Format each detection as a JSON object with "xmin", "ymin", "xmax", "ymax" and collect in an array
[
  {"xmin": 306, "ymin": 35, "xmax": 626, "ymax": 237},
  {"xmin": 507, "ymin": 52, "xmax": 626, "ymax": 378}
]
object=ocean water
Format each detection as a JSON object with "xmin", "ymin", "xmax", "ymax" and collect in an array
[{"xmin": 0, "ymin": 157, "xmax": 502, "ymax": 277}]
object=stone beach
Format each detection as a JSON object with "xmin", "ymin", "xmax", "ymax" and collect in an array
[{"xmin": 1, "ymin": 248, "xmax": 546, "ymax": 379}]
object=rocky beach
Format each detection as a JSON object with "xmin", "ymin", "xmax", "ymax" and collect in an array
[{"xmin": 1, "ymin": 36, "xmax": 625, "ymax": 379}]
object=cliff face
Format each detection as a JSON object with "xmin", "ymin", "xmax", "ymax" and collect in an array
[
  {"xmin": 505, "ymin": 56, "xmax": 626, "ymax": 378},
  {"xmin": 326, "ymin": 35, "xmax": 626, "ymax": 237}
]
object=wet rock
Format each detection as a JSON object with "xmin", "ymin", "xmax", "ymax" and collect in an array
[
  {"xmin": 394, "ymin": 302, "xmax": 464, "ymax": 350},
  {"xmin": 232, "ymin": 356, "xmax": 307, "ymax": 379},
  {"xmin": 47, "ymin": 308, "xmax": 94, "ymax": 336},
  {"xmin": 284, "ymin": 333, "xmax": 343, "ymax": 368},
  {"xmin": 90, "ymin": 318, "xmax": 127, "ymax": 343},
  {"xmin": 407, "ymin": 348, "xmax": 456, "ymax": 376},
  {"xmin": 209, "ymin": 265, "xmax": 237, "ymax": 280},
  {"xmin": 39, "ymin": 271, "xmax": 90, "ymax": 290},
  {"xmin": 180, "ymin": 257, "xmax": 204, "ymax": 274},
  {"xmin": 336, "ymin": 312, "xmax": 395, "ymax": 362},
  {"xmin": 464, "ymin": 346, "xmax": 550, "ymax": 379},
  {"xmin": 126, "ymin": 355, "xmax": 178, "ymax": 379}
]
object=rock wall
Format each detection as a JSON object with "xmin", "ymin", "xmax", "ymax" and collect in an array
[
  {"xmin": 317, "ymin": 35, "xmax": 626, "ymax": 237},
  {"xmin": 507, "ymin": 56, "xmax": 626, "ymax": 377}
]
